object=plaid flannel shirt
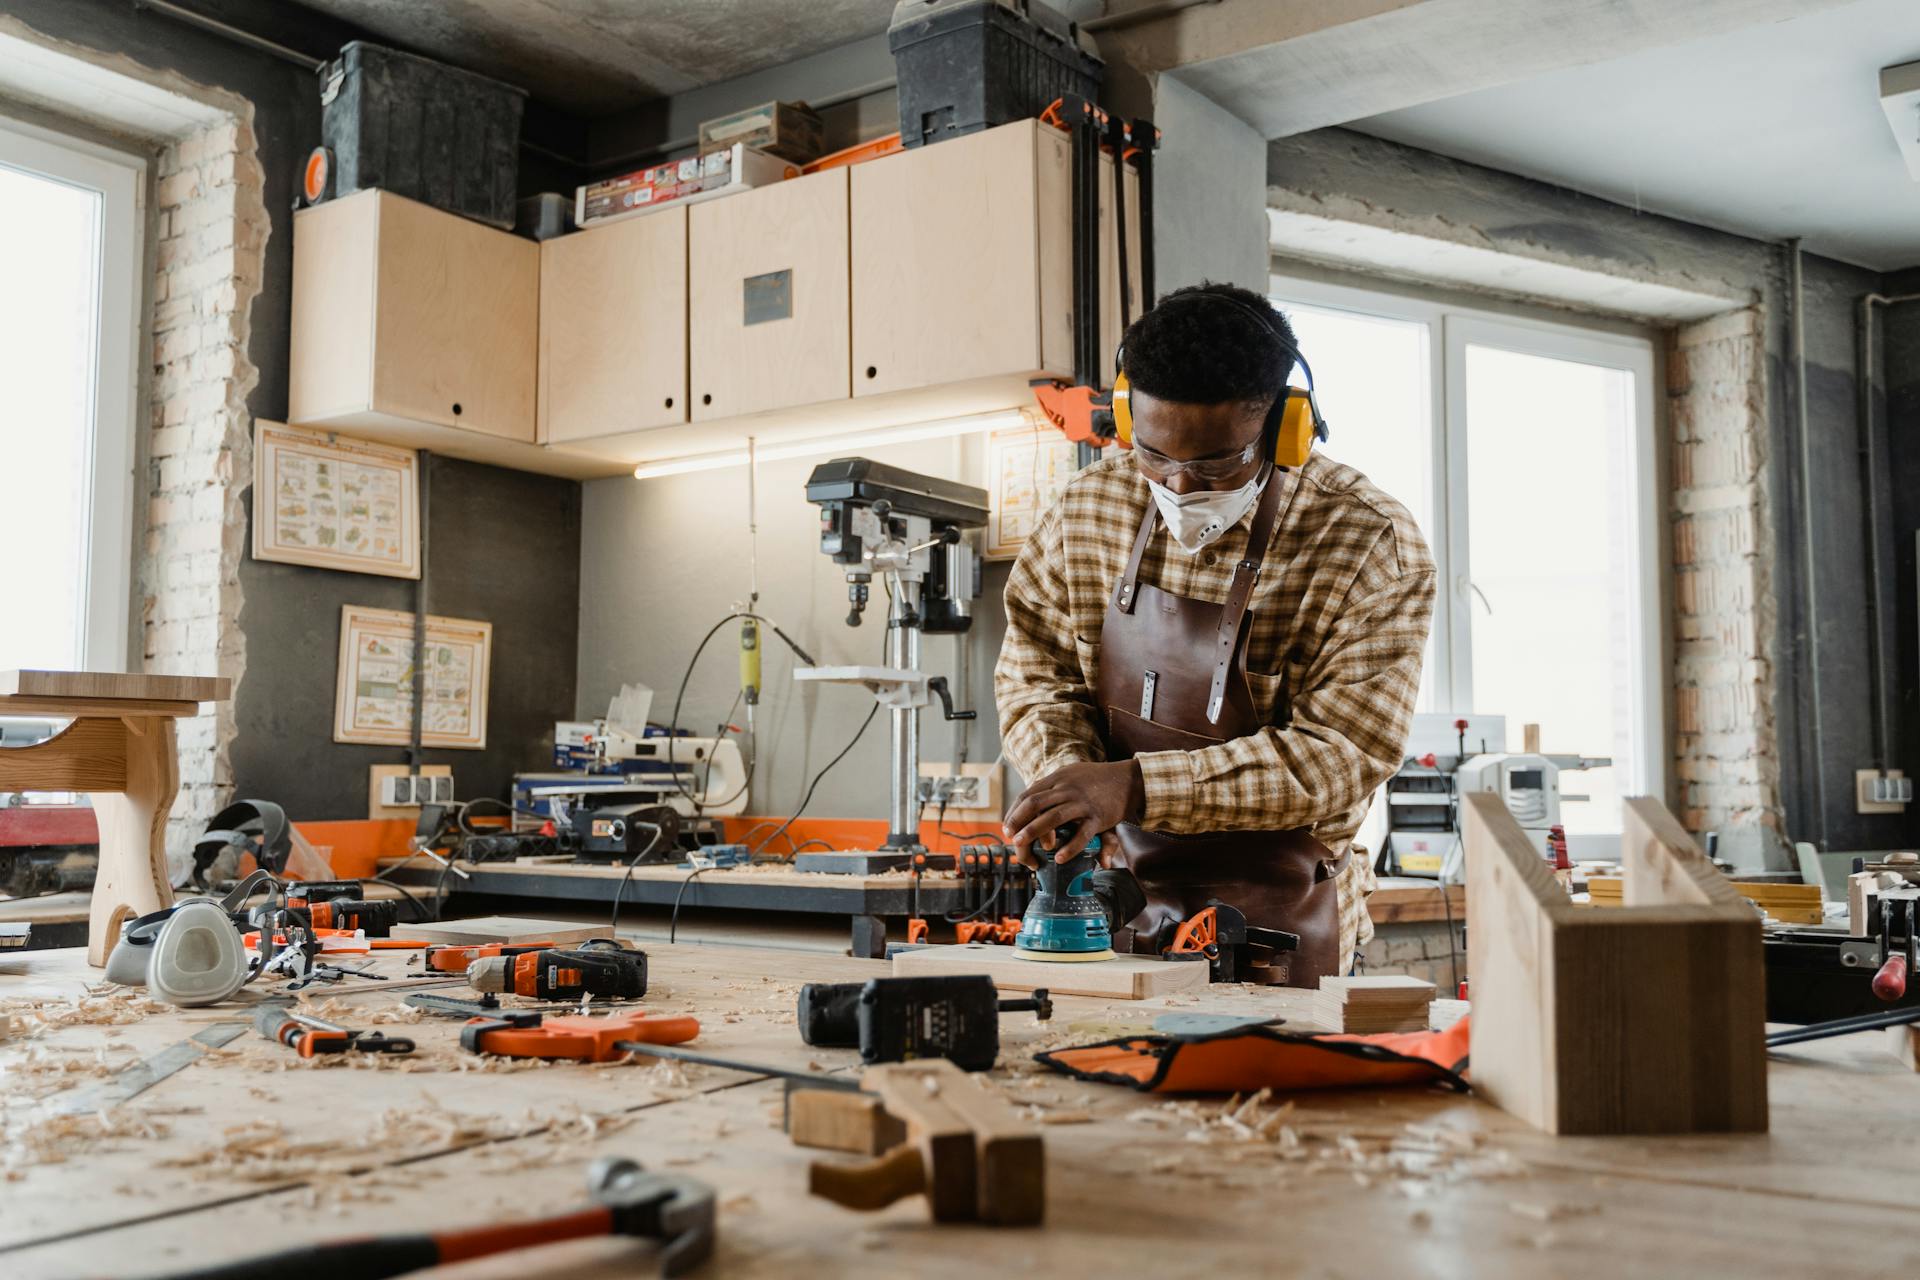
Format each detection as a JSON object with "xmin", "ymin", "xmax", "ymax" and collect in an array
[{"xmin": 994, "ymin": 450, "xmax": 1437, "ymax": 971}]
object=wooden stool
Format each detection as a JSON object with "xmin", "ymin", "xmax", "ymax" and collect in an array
[{"xmin": 0, "ymin": 671, "xmax": 230, "ymax": 965}]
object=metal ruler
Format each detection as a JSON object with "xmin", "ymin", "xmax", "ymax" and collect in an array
[{"xmin": 42, "ymin": 1021, "xmax": 248, "ymax": 1117}]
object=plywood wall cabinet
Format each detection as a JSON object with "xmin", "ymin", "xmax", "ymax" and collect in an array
[
  {"xmin": 852, "ymin": 120, "xmax": 1138, "ymax": 399},
  {"xmin": 288, "ymin": 190, "xmax": 580, "ymax": 474},
  {"xmin": 689, "ymin": 168, "xmax": 851, "ymax": 421},
  {"xmin": 539, "ymin": 208, "xmax": 689, "ymax": 444}
]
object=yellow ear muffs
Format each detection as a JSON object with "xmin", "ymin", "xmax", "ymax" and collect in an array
[
  {"xmin": 1273, "ymin": 387, "xmax": 1319, "ymax": 469},
  {"xmin": 1109, "ymin": 370, "xmax": 1133, "ymax": 447}
]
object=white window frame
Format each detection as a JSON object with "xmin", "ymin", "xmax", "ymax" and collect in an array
[
  {"xmin": 0, "ymin": 115, "xmax": 144, "ymax": 672},
  {"xmin": 1270, "ymin": 272, "xmax": 1667, "ymax": 808}
]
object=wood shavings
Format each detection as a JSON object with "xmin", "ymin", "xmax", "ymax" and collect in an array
[
  {"xmin": 4, "ymin": 1107, "xmax": 172, "ymax": 1174},
  {"xmin": 1133, "ymin": 1094, "xmax": 1523, "ymax": 1192}
]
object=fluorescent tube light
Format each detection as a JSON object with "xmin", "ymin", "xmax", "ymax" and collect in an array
[{"xmin": 632, "ymin": 407, "xmax": 1035, "ymax": 480}]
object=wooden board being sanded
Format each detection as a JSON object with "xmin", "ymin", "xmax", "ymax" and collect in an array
[{"xmin": 890, "ymin": 943, "xmax": 1209, "ymax": 1000}]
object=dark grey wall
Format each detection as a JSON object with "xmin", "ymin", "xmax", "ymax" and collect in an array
[
  {"xmin": 8, "ymin": 0, "xmax": 589, "ymax": 819},
  {"xmin": 1881, "ymin": 268, "xmax": 1920, "ymax": 828},
  {"xmin": 241, "ymin": 456, "xmax": 581, "ymax": 815},
  {"xmin": 1267, "ymin": 128, "xmax": 1905, "ymax": 852}
]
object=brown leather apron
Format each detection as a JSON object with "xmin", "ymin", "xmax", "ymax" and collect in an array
[{"xmin": 1094, "ymin": 468, "xmax": 1348, "ymax": 987}]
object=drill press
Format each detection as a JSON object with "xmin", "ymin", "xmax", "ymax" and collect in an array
[{"xmin": 796, "ymin": 459, "xmax": 989, "ymax": 873}]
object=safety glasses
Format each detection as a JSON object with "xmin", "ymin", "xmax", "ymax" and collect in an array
[{"xmin": 1132, "ymin": 438, "xmax": 1262, "ymax": 484}]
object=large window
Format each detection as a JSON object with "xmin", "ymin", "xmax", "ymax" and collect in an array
[
  {"xmin": 0, "ymin": 117, "xmax": 143, "ymax": 673},
  {"xmin": 1275, "ymin": 277, "xmax": 1661, "ymax": 842}
]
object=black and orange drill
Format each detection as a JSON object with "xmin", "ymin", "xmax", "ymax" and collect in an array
[{"xmin": 465, "ymin": 938, "xmax": 648, "ymax": 1002}]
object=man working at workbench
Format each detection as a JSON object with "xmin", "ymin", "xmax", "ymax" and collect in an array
[{"xmin": 995, "ymin": 283, "xmax": 1436, "ymax": 984}]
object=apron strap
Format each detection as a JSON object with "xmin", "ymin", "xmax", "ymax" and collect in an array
[
  {"xmin": 1113, "ymin": 491, "xmax": 1158, "ymax": 615},
  {"xmin": 1206, "ymin": 466, "xmax": 1294, "ymax": 725}
]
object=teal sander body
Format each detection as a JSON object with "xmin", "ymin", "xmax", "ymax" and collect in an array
[{"xmin": 1014, "ymin": 833, "xmax": 1116, "ymax": 963}]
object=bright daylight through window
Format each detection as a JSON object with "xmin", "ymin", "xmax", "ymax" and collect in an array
[
  {"xmin": 1277, "ymin": 282, "xmax": 1658, "ymax": 844},
  {"xmin": 0, "ymin": 121, "xmax": 140, "ymax": 675}
]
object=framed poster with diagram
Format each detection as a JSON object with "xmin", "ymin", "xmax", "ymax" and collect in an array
[
  {"xmin": 984, "ymin": 423, "xmax": 1082, "ymax": 561},
  {"xmin": 252, "ymin": 421, "xmax": 420, "ymax": 579},
  {"xmin": 333, "ymin": 605, "xmax": 491, "ymax": 750}
]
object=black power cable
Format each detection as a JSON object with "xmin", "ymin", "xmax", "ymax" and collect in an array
[
  {"xmin": 607, "ymin": 823, "xmax": 665, "ymax": 935},
  {"xmin": 749, "ymin": 703, "xmax": 881, "ymax": 858}
]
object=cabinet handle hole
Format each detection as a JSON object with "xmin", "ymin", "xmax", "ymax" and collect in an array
[
  {"xmin": 451, "ymin": 403, "xmax": 463, "ymax": 416},
  {"xmin": 865, "ymin": 366, "xmax": 878, "ymax": 379},
  {"xmin": 664, "ymin": 397, "xmax": 674, "ymax": 409},
  {"xmin": 702, "ymin": 393, "xmax": 712, "ymax": 406}
]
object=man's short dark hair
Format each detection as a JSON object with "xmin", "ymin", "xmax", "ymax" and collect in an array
[{"xmin": 1119, "ymin": 282, "xmax": 1299, "ymax": 410}]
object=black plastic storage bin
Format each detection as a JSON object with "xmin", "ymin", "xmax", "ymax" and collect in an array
[
  {"xmin": 317, "ymin": 42, "xmax": 526, "ymax": 228},
  {"xmin": 888, "ymin": 0, "xmax": 1102, "ymax": 148}
]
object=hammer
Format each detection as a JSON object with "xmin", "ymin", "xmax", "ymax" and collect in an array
[{"xmin": 149, "ymin": 1158, "xmax": 714, "ymax": 1278}]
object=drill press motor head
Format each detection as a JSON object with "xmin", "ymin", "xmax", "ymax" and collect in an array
[{"xmin": 1014, "ymin": 831, "xmax": 1116, "ymax": 963}]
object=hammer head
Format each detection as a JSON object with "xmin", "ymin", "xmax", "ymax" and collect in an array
[{"xmin": 587, "ymin": 1157, "xmax": 716, "ymax": 1277}]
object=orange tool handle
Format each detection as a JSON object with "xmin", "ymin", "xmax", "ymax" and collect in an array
[
  {"xmin": 611, "ymin": 1015, "xmax": 701, "ymax": 1046},
  {"xmin": 1874, "ymin": 954, "xmax": 1909, "ymax": 1002}
]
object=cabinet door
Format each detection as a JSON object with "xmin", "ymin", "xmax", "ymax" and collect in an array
[
  {"xmin": 372, "ymin": 193, "xmax": 538, "ymax": 442},
  {"xmin": 539, "ymin": 209, "xmax": 688, "ymax": 444},
  {"xmin": 851, "ymin": 123, "xmax": 1045, "ymax": 397},
  {"xmin": 688, "ymin": 169, "xmax": 849, "ymax": 421}
]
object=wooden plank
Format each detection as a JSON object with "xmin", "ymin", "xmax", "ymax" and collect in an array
[
  {"xmin": 1621, "ymin": 795, "xmax": 1747, "ymax": 910},
  {"xmin": 891, "ymin": 943, "xmax": 1207, "ymax": 1000},
  {"xmin": 405, "ymin": 917, "xmax": 611, "ymax": 947},
  {"xmin": 0, "ymin": 717, "xmax": 127, "ymax": 792},
  {"xmin": 0, "ymin": 672, "xmax": 229, "ymax": 702},
  {"xmin": 0, "ymin": 694, "xmax": 203, "ymax": 718},
  {"xmin": 1368, "ymin": 881, "xmax": 1466, "ymax": 924},
  {"xmin": 86, "ymin": 716, "xmax": 177, "ymax": 966},
  {"xmin": 1465, "ymin": 793, "xmax": 1766, "ymax": 1136},
  {"xmin": 850, "ymin": 1062, "xmax": 976, "ymax": 1222}
]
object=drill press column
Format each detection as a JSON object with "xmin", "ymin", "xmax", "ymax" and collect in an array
[{"xmin": 886, "ymin": 579, "xmax": 923, "ymax": 849}]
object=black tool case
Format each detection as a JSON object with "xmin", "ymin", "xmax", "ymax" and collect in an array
[
  {"xmin": 887, "ymin": 0, "xmax": 1103, "ymax": 148},
  {"xmin": 316, "ymin": 41, "xmax": 526, "ymax": 228}
]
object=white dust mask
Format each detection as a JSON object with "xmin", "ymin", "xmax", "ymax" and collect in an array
[{"xmin": 1145, "ymin": 469, "xmax": 1268, "ymax": 554}]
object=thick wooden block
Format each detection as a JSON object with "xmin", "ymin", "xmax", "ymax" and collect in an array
[
  {"xmin": 1464, "ymin": 793, "xmax": 1767, "ymax": 1135},
  {"xmin": 891, "ymin": 943, "xmax": 1208, "ymax": 1000}
]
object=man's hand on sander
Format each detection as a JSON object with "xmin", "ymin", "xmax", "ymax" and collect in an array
[{"xmin": 1002, "ymin": 760, "xmax": 1145, "ymax": 867}]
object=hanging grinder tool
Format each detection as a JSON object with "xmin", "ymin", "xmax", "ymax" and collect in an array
[{"xmin": 1013, "ymin": 831, "xmax": 1116, "ymax": 962}]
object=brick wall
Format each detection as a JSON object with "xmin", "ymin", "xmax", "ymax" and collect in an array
[
  {"xmin": 143, "ymin": 116, "xmax": 267, "ymax": 877},
  {"xmin": 1361, "ymin": 921, "xmax": 1461, "ymax": 987},
  {"xmin": 1668, "ymin": 308, "xmax": 1784, "ymax": 863}
]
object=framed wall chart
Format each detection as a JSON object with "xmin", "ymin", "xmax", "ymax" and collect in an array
[
  {"xmin": 333, "ymin": 605, "xmax": 491, "ymax": 750},
  {"xmin": 984, "ymin": 423, "xmax": 1082, "ymax": 561},
  {"xmin": 253, "ymin": 421, "xmax": 420, "ymax": 579}
]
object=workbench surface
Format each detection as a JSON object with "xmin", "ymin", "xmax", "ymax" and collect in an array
[{"xmin": 4, "ymin": 940, "xmax": 1918, "ymax": 1278}]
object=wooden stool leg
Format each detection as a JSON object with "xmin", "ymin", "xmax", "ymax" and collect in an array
[{"xmin": 86, "ymin": 716, "xmax": 178, "ymax": 965}]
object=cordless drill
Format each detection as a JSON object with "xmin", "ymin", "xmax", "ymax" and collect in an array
[{"xmin": 466, "ymin": 939, "xmax": 648, "ymax": 1002}]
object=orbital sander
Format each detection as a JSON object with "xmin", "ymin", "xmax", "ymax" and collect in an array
[{"xmin": 1013, "ymin": 832, "xmax": 1117, "ymax": 963}]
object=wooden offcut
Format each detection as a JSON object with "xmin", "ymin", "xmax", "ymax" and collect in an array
[
  {"xmin": 1464, "ymin": 793, "xmax": 1767, "ymax": 1135},
  {"xmin": 890, "ymin": 943, "xmax": 1208, "ymax": 1000},
  {"xmin": 805, "ymin": 1059, "xmax": 1043, "ymax": 1226}
]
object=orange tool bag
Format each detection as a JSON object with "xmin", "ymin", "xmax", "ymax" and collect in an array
[{"xmin": 1035, "ymin": 1017, "xmax": 1472, "ymax": 1095}]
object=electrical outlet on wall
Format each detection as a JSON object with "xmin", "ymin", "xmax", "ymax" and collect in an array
[
  {"xmin": 918, "ymin": 761, "xmax": 1002, "ymax": 825},
  {"xmin": 1857, "ymin": 768, "xmax": 1912, "ymax": 815},
  {"xmin": 368, "ymin": 765, "xmax": 454, "ymax": 818}
]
